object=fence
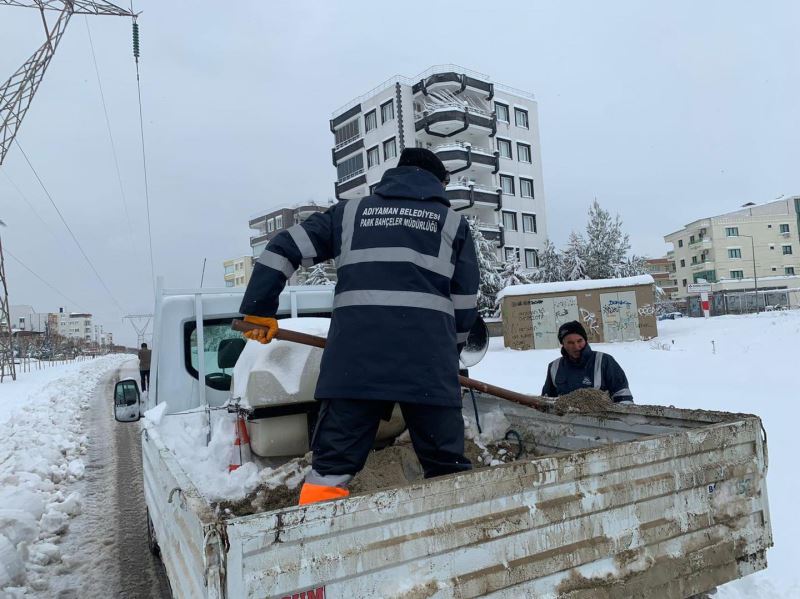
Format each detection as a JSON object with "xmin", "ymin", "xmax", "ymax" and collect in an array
[{"xmin": 687, "ymin": 289, "xmax": 800, "ymax": 317}]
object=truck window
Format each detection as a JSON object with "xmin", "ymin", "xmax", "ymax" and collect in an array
[
  {"xmin": 115, "ymin": 381, "xmax": 139, "ymax": 406},
  {"xmin": 183, "ymin": 318, "xmax": 244, "ymax": 391}
]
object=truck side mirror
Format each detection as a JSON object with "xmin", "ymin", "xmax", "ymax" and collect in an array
[
  {"xmin": 459, "ymin": 316, "xmax": 489, "ymax": 368},
  {"xmin": 114, "ymin": 379, "xmax": 141, "ymax": 422}
]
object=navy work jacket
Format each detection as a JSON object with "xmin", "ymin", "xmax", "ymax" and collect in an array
[
  {"xmin": 541, "ymin": 344, "xmax": 634, "ymax": 403},
  {"xmin": 240, "ymin": 167, "xmax": 480, "ymax": 407}
]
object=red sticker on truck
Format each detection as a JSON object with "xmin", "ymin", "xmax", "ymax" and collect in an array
[{"xmin": 280, "ymin": 587, "xmax": 325, "ymax": 599}]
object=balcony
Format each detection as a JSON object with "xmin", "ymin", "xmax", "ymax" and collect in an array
[
  {"xmin": 691, "ymin": 260, "xmax": 714, "ymax": 271},
  {"xmin": 478, "ymin": 224, "xmax": 502, "ymax": 244},
  {"xmin": 445, "ymin": 183, "xmax": 501, "ymax": 210},
  {"xmin": 334, "ymin": 169, "xmax": 367, "ymax": 200},
  {"xmin": 412, "ymin": 70, "xmax": 493, "ymax": 98},
  {"xmin": 415, "ymin": 105, "xmax": 496, "ymax": 138},
  {"xmin": 250, "ymin": 233, "xmax": 270, "ymax": 246},
  {"xmin": 433, "ymin": 142, "xmax": 498, "ymax": 174},
  {"xmin": 331, "ymin": 135, "xmax": 364, "ymax": 164},
  {"xmin": 688, "ymin": 237, "xmax": 712, "ymax": 249}
]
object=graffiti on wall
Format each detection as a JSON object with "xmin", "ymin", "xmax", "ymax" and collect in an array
[
  {"xmin": 579, "ymin": 308, "xmax": 600, "ymax": 337},
  {"xmin": 600, "ymin": 291, "xmax": 641, "ymax": 342}
]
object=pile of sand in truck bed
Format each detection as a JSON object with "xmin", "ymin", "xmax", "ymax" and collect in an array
[
  {"xmin": 214, "ymin": 434, "xmax": 523, "ymax": 517},
  {"xmin": 552, "ymin": 388, "xmax": 612, "ymax": 414}
]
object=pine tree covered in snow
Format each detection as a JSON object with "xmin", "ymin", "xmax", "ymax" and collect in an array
[
  {"xmin": 583, "ymin": 200, "xmax": 632, "ymax": 279},
  {"xmin": 499, "ymin": 258, "xmax": 534, "ymax": 287},
  {"xmin": 562, "ymin": 232, "xmax": 588, "ymax": 280},
  {"xmin": 467, "ymin": 218, "xmax": 503, "ymax": 317},
  {"xmin": 301, "ymin": 263, "xmax": 335, "ymax": 286},
  {"xmin": 534, "ymin": 239, "xmax": 565, "ymax": 282}
]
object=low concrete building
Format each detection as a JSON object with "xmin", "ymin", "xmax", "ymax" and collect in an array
[{"xmin": 498, "ymin": 275, "xmax": 657, "ymax": 350}]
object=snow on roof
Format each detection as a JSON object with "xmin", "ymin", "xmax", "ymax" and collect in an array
[{"xmin": 497, "ymin": 275, "xmax": 655, "ymax": 300}]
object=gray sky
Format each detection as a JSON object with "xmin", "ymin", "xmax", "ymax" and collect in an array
[{"xmin": 1, "ymin": 0, "xmax": 798, "ymax": 346}]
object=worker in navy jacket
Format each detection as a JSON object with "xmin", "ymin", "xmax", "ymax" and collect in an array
[
  {"xmin": 240, "ymin": 148, "xmax": 480, "ymax": 505},
  {"xmin": 541, "ymin": 321, "xmax": 633, "ymax": 403}
]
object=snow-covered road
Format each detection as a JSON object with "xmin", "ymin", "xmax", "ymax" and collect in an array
[{"xmin": 1, "ymin": 356, "xmax": 170, "ymax": 598}]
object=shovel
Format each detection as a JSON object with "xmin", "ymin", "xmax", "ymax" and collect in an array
[{"xmin": 231, "ymin": 318, "xmax": 554, "ymax": 414}]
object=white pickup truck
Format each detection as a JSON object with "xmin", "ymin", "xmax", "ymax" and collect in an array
[{"xmin": 114, "ymin": 282, "xmax": 773, "ymax": 599}]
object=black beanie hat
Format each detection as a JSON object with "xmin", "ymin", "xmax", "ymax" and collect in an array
[
  {"xmin": 397, "ymin": 147, "xmax": 448, "ymax": 182},
  {"xmin": 557, "ymin": 321, "xmax": 588, "ymax": 343}
]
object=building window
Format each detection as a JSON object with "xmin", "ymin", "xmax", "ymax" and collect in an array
[
  {"xmin": 367, "ymin": 145, "xmax": 380, "ymax": 168},
  {"xmin": 380, "ymin": 100, "xmax": 394, "ymax": 124},
  {"xmin": 517, "ymin": 143, "xmax": 532, "ymax": 163},
  {"xmin": 504, "ymin": 247, "xmax": 520, "ymax": 262},
  {"xmin": 678, "ymin": 239, "xmax": 683, "ymax": 247},
  {"xmin": 275, "ymin": 215, "xmax": 283, "ymax": 229},
  {"xmin": 770, "ymin": 244, "xmax": 775, "ymax": 250},
  {"xmin": 364, "ymin": 110, "xmax": 377, "ymax": 132},
  {"xmin": 267, "ymin": 218, "xmax": 275, "ymax": 233},
  {"xmin": 783, "ymin": 245, "xmax": 793, "ymax": 255},
  {"xmin": 495, "ymin": 102, "xmax": 509, "ymax": 123},
  {"xmin": 682, "ymin": 279, "xmax": 687, "ymax": 287},
  {"xmin": 497, "ymin": 138, "xmax": 512, "ymax": 159},
  {"xmin": 726, "ymin": 227, "xmax": 739, "ymax": 237},
  {"xmin": 730, "ymin": 270, "xmax": 744, "ymax": 279},
  {"xmin": 522, "ymin": 213, "xmax": 537, "ymax": 233},
  {"xmin": 514, "ymin": 107, "xmax": 529, "ymax": 129},
  {"xmin": 525, "ymin": 248, "xmax": 539, "ymax": 268},
  {"xmin": 224, "ymin": 265, "xmax": 234, "ymax": 275},
  {"xmin": 691, "ymin": 256, "xmax": 698, "ymax": 264},
  {"xmin": 383, "ymin": 137, "xmax": 397, "ymax": 160},
  {"xmin": 680, "ymin": 259, "xmax": 685, "ymax": 267},
  {"xmin": 499, "ymin": 174, "xmax": 514, "ymax": 195},
  {"xmin": 728, "ymin": 248, "xmax": 741, "ymax": 258},
  {"xmin": 520, "ymin": 178, "xmax": 534, "ymax": 199},
  {"xmin": 336, "ymin": 153, "xmax": 365, "ymax": 181},
  {"xmin": 689, "ymin": 235, "xmax": 695, "ymax": 244},
  {"xmin": 334, "ymin": 119, "xmax": 360, "ymax": 146},
  {"xmin": 225, "ymin": 280, "xmax": 233, "ymax": 288},
  {"xmin": 786, "ymin": 267, "xmax": 796, "ymax": 275},
  {"xmin": 502, "ymin": 211, "xmax": 517, "ymax": 231},
  {"xmin": 780, "ymin": 223, "xmax": 790, "ymax": 234}
]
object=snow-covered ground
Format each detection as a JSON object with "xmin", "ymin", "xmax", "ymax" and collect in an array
[
  {"xmin": 472, "ymin": 310, "xmax": 800, "ymax": 598},
  {"xmin": 0, "ymin": 355, "xmax": 131, "ymax": 595},
  {"xmin": 1, "ymin": 312, "xmax": 798, "ymax": 596}
]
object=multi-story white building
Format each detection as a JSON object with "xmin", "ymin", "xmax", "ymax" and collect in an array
[
  {"xmin": 665, "ymin": 197, "xmax": 800, "ymax": 297},
  {"xmin": 644, "ymin": 257, "xmax": 679, "ymax": 299},
  {"xmin": 329, "ymin": 65, "xmax": 548, "ymax": 269},
  {"xmin": 223, "ymin": 256, "xmax": 254, "ymax": 288},
  {"xmin": 55, "ymin": 311, "xmax": 93, "ymax": 342}
]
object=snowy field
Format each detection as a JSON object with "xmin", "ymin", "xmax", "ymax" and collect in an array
[
  {"xmin": 1, "ymin": 312, "xmax": 798, "ymax": 596},
  {"xmin": 0, "ymin": 355, "xmax": 131, "ymax": 595},
  {"xmin": 473, "ymin": 310, "xmax": 800, "ymax": 598}
]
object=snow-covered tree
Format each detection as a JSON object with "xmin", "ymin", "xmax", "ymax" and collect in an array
[
  {"xmin": 467, "ymin": 218, "xmax": 503, "ymax": 317},
  {"xmin": 582, "ymin": 200, "xmax": 631, "ymax": 280},
  {"xmin": 534, "ymin": 239, "xmax": 565, "ymax": 283},
  {"xmin": 301, "ymin": 263, "xmax": 335, "ymax": 286},
  {"xmin": 562, "ymin": 232, "xmax": 588, "ymax": 281},
  {"xmin": 499, "ymin": 258, "xmax": 534, "ymax": 288},
  {"xmin": 615, "ymin": 254, "xmax": 648, "ymax": 278}
]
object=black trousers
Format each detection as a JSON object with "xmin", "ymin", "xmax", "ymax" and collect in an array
[
  {"xmin": 140, "ymin": 370, "xmax": 150, "ymax": 391},
  {"xmin": 311, "ymin": 398, "xmax": 471, "ymax": 479}
]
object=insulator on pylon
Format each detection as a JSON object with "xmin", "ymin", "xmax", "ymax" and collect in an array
[{"xmin": 132, "ymin": 21, "xmax": 140, "ymax": 59}]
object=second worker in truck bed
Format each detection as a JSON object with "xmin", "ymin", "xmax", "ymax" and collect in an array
[{"xmin": 239, "ymin": 148, "xmax": 480, "ymax": 505}]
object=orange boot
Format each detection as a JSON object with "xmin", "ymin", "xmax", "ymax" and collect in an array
[{"xmin": 298, "ymin": 482, "xmax": 349, "ymax": 505}]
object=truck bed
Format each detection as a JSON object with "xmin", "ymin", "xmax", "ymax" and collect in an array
[{"xmin": 144, "ymin": 398, "xmax": 772, "ymax": 599}]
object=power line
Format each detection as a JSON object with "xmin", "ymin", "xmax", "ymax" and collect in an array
[
  {"xmin": 1, "ymin": 169, "xmax": 61, "ymax": 240},
  {"xmin": 130, "ymin": 7, "xmax": 155, "ymax": 299},
  {"xmin": 13, "ymin": 139, "xmax": 126, "ymax": 314},
  {"xmin": 83, "ymin": 16, "xmax": 136, "ymax": 238},
  {"xmin": 5, "ymin": 248, "xmax": 85, "ymax": 311}
]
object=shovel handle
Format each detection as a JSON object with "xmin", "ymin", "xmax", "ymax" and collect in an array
[{"xmin": 231, "ymin": 319, "xmax": 553, "ymax": 413}]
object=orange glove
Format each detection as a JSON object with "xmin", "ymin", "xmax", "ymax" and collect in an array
[{"xmin": 242, "ymin": 315, "xmax": 279, "ymax": 344}]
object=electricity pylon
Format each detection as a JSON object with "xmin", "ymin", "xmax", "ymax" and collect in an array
[
  {"xmin": 0, "ymin": 0, "xmax": 138, "ymax": 166},
  {"xmin": 124, "ymin": 313, "xmax": 151, "ymax": 346},
  {"xmin": 0, "ymin": 219, "xmax": 15, "ymax": 381}
]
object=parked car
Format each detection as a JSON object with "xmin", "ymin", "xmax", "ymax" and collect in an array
[{"xmin": 658, "ymin": 311, "xmax": 685, "ymax": 321}]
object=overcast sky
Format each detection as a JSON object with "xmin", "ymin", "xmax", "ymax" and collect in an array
[{"xmin": 1, "ymin": 0, "xmax": 798, "ymax": 346}]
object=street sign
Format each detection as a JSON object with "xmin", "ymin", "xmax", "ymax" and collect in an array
[{"xmin": 688, "ymin": 283, "xmax": 712, "ymax": 294}]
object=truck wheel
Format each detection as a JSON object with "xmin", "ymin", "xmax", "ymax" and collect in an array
[{"xmin": 146, "ymin": 508, "xmax": 161, "ymax": 557}]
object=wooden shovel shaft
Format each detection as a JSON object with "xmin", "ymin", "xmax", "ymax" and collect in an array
[{"xmin": 231, "ymin": 319, "xmax": 552, "ymax": 413}]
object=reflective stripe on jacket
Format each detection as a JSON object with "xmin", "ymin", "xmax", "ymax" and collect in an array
[
  {"xmin": 541, "ymin": 345, "xmax": 633, "ymax": 403},
  {"xmin": 240, "ymin": 166, "xmax": 480, "ymax": 407}
]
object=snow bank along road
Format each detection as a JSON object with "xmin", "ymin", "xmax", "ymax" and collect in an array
[{"xmin": 0, "ymin": 355, "xmax": 170, "ymax": 598}]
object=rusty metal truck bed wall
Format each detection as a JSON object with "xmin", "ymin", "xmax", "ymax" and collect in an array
[{"xmin": 222, "ymin": 403, "xmax": 771, "ymax": 599}]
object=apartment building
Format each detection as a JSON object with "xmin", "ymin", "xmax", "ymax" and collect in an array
[
  {"xmin": 664, "ymin": 197, "xmax": 800, "ymax": 296},
  {"xmin": 247, "ymin": 203, "xmax": 331, "ymax": 284},
  {"xmin": 223, "ymin": 256, "xmax": 254, "ymax": 288},
  {"xmin": 55, "ymin": 311, "xmax": 93, "ymax": 342},
  {"xmin": 644, "ymin": 257, "xmax": 679, "ymax": 299},
  {"xmin": 329, "ymin": 65, "xmax": 547, "ymax": 269}
]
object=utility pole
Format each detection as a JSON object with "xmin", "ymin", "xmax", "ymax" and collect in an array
[{"xmin": 0, "ymin": 220, "xmax": 16, "ymax": 381}]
